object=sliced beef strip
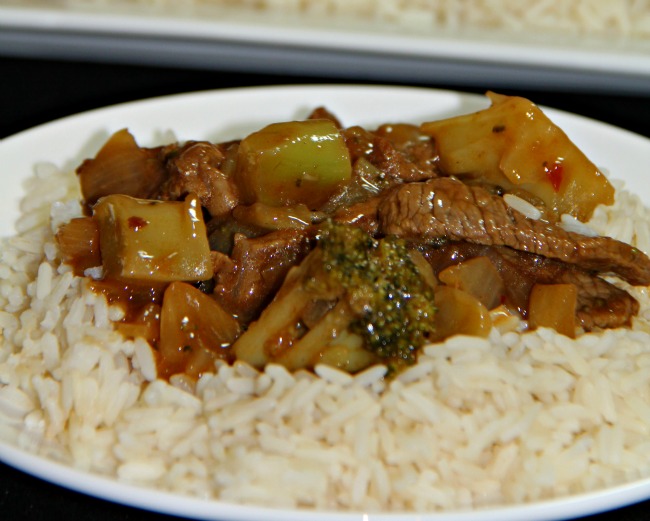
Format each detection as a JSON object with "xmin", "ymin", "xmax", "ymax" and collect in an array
[
  {"xmin": 213, "ymin": 228, "xmax": 313, "ymax": 324},
  {"xmin": 370, "ymin": 136, "xmax": 435, "ymax": 183},
  {"xmin": 563, "ymin": 269, "xmax": 638, "ymax": 330},
  {"xmin": 379, "ymin": 178, "xmax": 650, "ymax": 286},
  {"xmin": 331, "ymin": 197, "xmax": 381, "ymax": 236},
  {"xmin": 488, "ymin": 245, "xmax": 639, "ymax": 329},
  {"xmin": 320, "ymin": 127, "xmax": 438, "ymax": 217},
  {"xmin": 373, "ymin": 123, "xmax": 439, "ymax": 177},
  {"xmin": 343, "ymin": 126, "xmax": 437, "ymax": 184},
  {"xmin": 206, "ymin": 216, "xmax": 267, "ymax": 256},
  {"xmin": 157, "ymin": 141, "xmax": 240, "ymax": 219},
  {"xmin": 307, "ymin": 106, "xmax": 344, "ymax": 128},
  {"xmin": 420, "ymin": 242, "xmax": 638, "ymax": 330}
]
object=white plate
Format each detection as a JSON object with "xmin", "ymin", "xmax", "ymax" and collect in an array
[
  {"xmin": 1, "ymin": 85, "xmax": 650, "ymax": 521},
  {"xmin": 1, "ymin": 3, "xmax": 650, "ymax": 93}
]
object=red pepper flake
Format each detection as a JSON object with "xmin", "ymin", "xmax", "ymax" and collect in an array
[
  {"xmin": 128, "ymin": 216, "xmax": 148, "ymax": 231},
  {"xmin": 544, "ymin": 162, "xmax": 564, "ymax": 192}
]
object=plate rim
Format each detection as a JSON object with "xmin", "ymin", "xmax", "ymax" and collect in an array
[{"xmin": 3, "ymin": 437, "xmax": 650, "ymax": 521}]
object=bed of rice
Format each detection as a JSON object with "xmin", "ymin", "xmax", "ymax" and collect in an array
[
  {"xmin": 1, "ymin": 162, "xmax": 650, "ymax": 513},
  {"xmin": 41, "ymin": 0, "xmax": 650, "ymax": 38}
]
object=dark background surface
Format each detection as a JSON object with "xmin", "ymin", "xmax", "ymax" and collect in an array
[{"xmin": 1, "ymin": 54, "xmax": 650, "ymax": 521}]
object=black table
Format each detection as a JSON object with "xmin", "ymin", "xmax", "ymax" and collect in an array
[{"xmin": 1, "ymin": 55, "xmax": 650, "ymax": 521}]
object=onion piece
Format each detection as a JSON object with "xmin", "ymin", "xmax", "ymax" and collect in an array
[
  {"xmin": 159, "ymin": 282, "xmax": 241, "ymax": 379},
  {"xmin": 77, "ymin": 129, "xmax": 169, "ymax": 205}
]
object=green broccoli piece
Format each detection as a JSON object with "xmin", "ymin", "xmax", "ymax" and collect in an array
[{"xmin": 318, "ymin": 222, "xmax": 437, "ymax": 369}]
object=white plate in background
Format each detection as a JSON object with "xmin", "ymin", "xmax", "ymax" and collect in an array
[{"xmin": 1, "ymin": 3, "xmax": 650, "ymax": 93}]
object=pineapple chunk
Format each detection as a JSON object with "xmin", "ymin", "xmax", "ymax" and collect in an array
[
  {"xmin": 421, "ymin": 92, "xmax": 614, "ymax": 221},
  {"xmin": 432, "ymin": 286, "xmax": 492, "ymax": 340},
  {"xmin": 528, "ymin": 283, "xmax": 577, "ymax": 338},
  {"xmin": 438, "ymin": 256, "xmax": 505, "ymax": 310},
  {"xmin": 93, "ymin": 193, "xmax": 211, "ymax": 282}
]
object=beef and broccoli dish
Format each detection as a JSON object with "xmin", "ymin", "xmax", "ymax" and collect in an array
[{"xmin": 55, "ymin": 92, "xmax": 650, "ymax": 379}]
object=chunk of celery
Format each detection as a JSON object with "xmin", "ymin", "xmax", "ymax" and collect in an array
[
  {"xmin": 236, "ymin": 119, "xmax": 352, "ymax": 209},
  {"xmin": 93, "ymin": 193, "xmax": 211, "ymax": 282}
]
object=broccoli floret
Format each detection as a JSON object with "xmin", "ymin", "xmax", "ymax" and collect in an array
[{"xmin": 318, "ymin": 222, "xmax": 437, "ymax": 369}]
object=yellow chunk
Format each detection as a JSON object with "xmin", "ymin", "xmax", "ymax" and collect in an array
[
  {"xmin": 93, "ymin": 193, "xmax": 211, "ymax": 282},
  {"xmin": 432, "ymin": 286, "xmax": 492, "ymax": 340},
  {"xmin": 438, "ymin": 256, "xmax": 505, "ymax": 310},
  {"xmin": 528, "ymin": 283, "xmax": 577, "ymax": 338},
  {"xmin": 421, "ymin": 92, "xmax": 614, "ymax": 221}
]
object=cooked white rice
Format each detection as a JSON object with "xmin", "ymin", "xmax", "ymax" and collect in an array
[
  {"xmin": 52, "ymin": 0, "xmax": 650, "ymax": 38},
  {"xmin": 2, "ymin": 160, "xmax": 650, "ymax": 512}
]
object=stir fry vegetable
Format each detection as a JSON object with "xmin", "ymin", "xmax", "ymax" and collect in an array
[
  {"xmin": 93, "ymin": 193, "xmax": 211, "ymax": 282},
  {"xmin": 233, "ymin": 223, "xmax": 438, "ymax": 373},
  {"xmin": 421, "ymin": 92, "xmax": 614, "ymax": 221},
  {"xmin": 56, "ymin": 92, "xmax": 647, "ymax": 382},
  {"xmin": 528, "ymin": 284, "xmax": 578, "ymax": 338},
  {"xmin": 77, "ymin": 128, "xmax": 169, "ymax": 205},
  {"xmin": 159, "ymin": 282, "xmax": 241, "ymax": 378},
  {"xmin": 236, "ymin": 119, "xmax": 352, "ymax": 208}
]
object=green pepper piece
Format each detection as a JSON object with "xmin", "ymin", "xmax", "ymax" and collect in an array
[{"xmin": 236, "ymin": 119, "xmax": 352, "ymax": 209}]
